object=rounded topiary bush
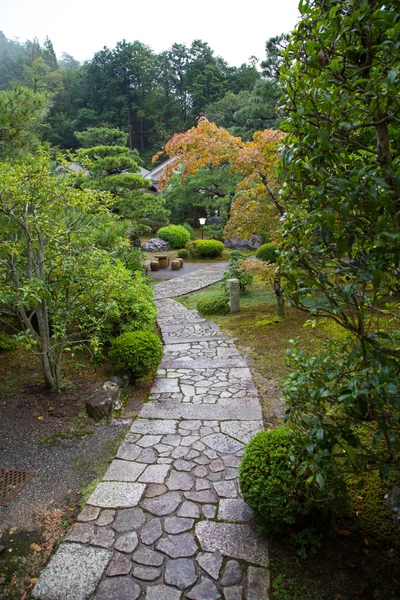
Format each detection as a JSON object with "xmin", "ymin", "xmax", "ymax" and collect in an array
[
  {"xmin": 255, "ymin": 244, "xmax": 279, "ymax": 263},
  {"xmin": 197, "ymin": 295, "xmax": 229, "ymax": 316},
  {"xmin": 157, "ymin": 225, "xmax": 191, "ymax": 249},
  {"xmin": 239, "ymin": 427, "xmax": 347, "ymax": 533},
  {"xmin": 110, "ymin": 330, "xmax": 162, "ymax": 378},
  {"xmin": 187, "ymin": 240, "xmax": 224, "ymax": 258},
  {"xmin": 177, "ymin": 248, "xmax": 189, "ymax": 259}
]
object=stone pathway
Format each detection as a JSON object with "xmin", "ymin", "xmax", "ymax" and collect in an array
[{"xmin": 33, "ymin": 266, "xmax": 269, "ymax": 600}]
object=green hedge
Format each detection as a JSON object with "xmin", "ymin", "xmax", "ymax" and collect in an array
[
  {"xmin": 187, "ymin": 239, "xmax": 224, "ymax": 258},
  {"xmin": 197, "ymin": 295, "xmax": 229, "ymax": 316},
  {"xmin": 157, "ymin": 225, "xmax": 190, "ymax": 249},
  {"xmin": 255, "ymin": 244, "xmax": 278, "ymax": 263},
  {"xmin": 110, "ymin": 330, "xmax": 162, "ymax": 378}
]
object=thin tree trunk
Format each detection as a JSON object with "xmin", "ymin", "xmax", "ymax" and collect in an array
[{"xmin": 274, "ymin": 270, "xmax": 285, "ymax": 318}]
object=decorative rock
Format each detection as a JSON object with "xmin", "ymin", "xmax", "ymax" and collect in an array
[
  {"xmin": 165, "ymin": 558, "xmax": 197, "ymax": 589},
  {"xmin": 113, "ymin": 508, "xmax": 146, "ymax": 533},
  {"xmin": 90, "ymin": 529, "xmax": 115, "ymax": 549},
  {"xmin": 196, "ymin": 551, "xmax": 223, "ymax": 580},
  {"xmin": 64, "ymin": 523, "xmax": 94, "ymax": 544},
  {"xmin": 132, "ymin": 546, "xmax": 165, "ymax": 567},
  {"xmin": 246, "ymin": 567, "xmax": 270, "ymax": 599},
  {"xmin": 102, "ymin": 380, "xmax": 119, "ymax": 399},
  {"xmin": 223, "ymin": 586, "xmax": 243, "ymax": 600},
  {"xmin": 164, "ymin": 517, "xmax": 194, "ymax": 534},
  {"xmin": 195, "ymin": 522, "xmax": 269, "ymax": 567},
  {"xmin": 166, "ymin": 470, "xmax": 194, "ymax": 491},
  {"xmin": 156, "ymin": 533, "xmax": 198, "ymax": 558},
  {"xmin": 86, "ymin": 390, "xmax": 113, "ymax": 421},
  {"xmin": 186, "ymin": 576, "xmax": 221, "ymax": 600},
  {"xmin": 202, "ymin": 434, "xmax": 244, "ymax": 454},
  {"xmin": 106, "ymin": 552, "xmax": 132, "ymax": 576},
  {"xmin": 103, "ymin": 460, "xmax": 145, "ymax": 482},
  {"xmin": 142, "ymin": 238, "xmax": 171, "ymax": 252},
  {"xmin": 145, "ymin": 584, "xmax": 182, "ymax": 600},
  {"xmin": 95, "ymin": 577, "xmax": 141, "ymax": 600},
  {"xmin": 114, "ymin": 531, "xmax": 139, "ymax": 554},
  {"xmin": 177, "ymin": 501, "xmax": 200, "ymax": 518},
  {"xmin": 218, "ymin": 500, "xmax": 253, "ymax": 523},
  {"xmin": 139, "ymin": 464, "xmax": 171, "ymax": 484},
  {"xmin": 95, "ymin": 510, "xmax": 115, "ymax": 527},
  {"xmin": 224, "ymin": 234, "xmax": 263, "ymax": 251},
  {"xmin": 142, "ymin": 492, "xmax": 182, "ymax": 516},
  {"xmin": 145, "ymin": 484, "xmax": 168, "ymax": 498},
  {"xmin": 221, "ymin": 560, "xmax": 243, "ymax": 586},
  {"xmin": 132, "ymin": 565, "xmax": 162, "ymax": 581},
  {"xmin": 33, "ymin": 544, "xmax": 111, "ymax": 600},
  {"xmin": 77, "ymin": 506, "xmax": 100, "ymax": 522},
  {"xmin": 87, "ymin": 482, "xmax": 145, "ymax": 509}
]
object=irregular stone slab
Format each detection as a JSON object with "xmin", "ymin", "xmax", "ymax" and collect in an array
[
  {"xmin": 165, "ymin": 558, "xmax": 197, "ymax": 589},
  {"xmin": 164, "ymin": 517, "xmax": 194, "ymax": 534},
  {"xmin": 77, "ymin": 506, "xmax": 100, "ymax": 522},
  {"xmin": 196, "ymin": 551, "xmax": 223, "ymax": 580},
  {"xmin": 202, "ymin": 434, "xmax": 244, "ymax": 454},
  {"xmin": 113, "ymin": 508, "xmax": 146, "ymax": 533},
  {"xmin": 160, "ymin": 358, "xmax": 246, "ymax": 369},
  {"xmin": 116, "ymin": 442, "xmax": 142, "ymax": 462},
  {"xmin": 209, "ymin": 459, "xmax": 225, "ymax": 473},
  {"xmin": 137, "ymin": 435, "xmax": 163, "ymax": 447},
  {"xmin": 246, "ymin": 566, "xmax": 270, "ymax": 599},
  {"xmin": 114, "ymin": 531, "xmax": 139, "ymax": 553},
  {"xmin": 132, "ymin": 565, "xmax": 162, "ymax": 581},
  {"xmin": 106, "ymin": 552, "xmax": 132, "ymax": 576},
  {"xmin": 145, "ymin": 584, "xmax": 182, "ymax": 599},
  {"xmin": 152, "ymin": 378, "xmax": 180, "ymax": 393},
  {"xmin": 64, "ymin": 523, "xmax": 94, "ymax": 543},
  {"xmin": 33, "ymin": 543, "xmax": 111, "ymax": 600},
  {"xmin": 131, "ymin": 419, "xmax": 178, "ymax": 435},
  {"xmin": 145, "ymin": 483, "xmax": 168, "ymax": 498},
  {"xmin": 90, "ymin": 528, "xmax": 115, "ymax": 549},
  {"xmin": 196, "ymin": 478, "xmax": 212, "ymax": 491},
  {"xmin": 221, "ymin": 560, "xmax": 243, "ymax": 586},
  {"xmin": 87, "ymin": 482, "xmax": 145, "ymax": 508},
  {"xmin": 213, "ymin": 481, "xmax": 237, "ymax": 498},
  {"xmin": 103, "ymin": 459, "xmax": 146, "ymax": 482},
  {"xmin": 174, "ymin": 459, "xmax": 195, "ymax": 471},
  {"xmin": 220, "ymin": 421, "xmax": 264, "ymax": 444},
  {"xmin": 163, "ymin": 434, "xmax": 183, "ymax": 447},
  {"xmin": 132, "ymin": 546, "xmax": 165, "ymax": 567},
  {"xmin": 172, "ymin": 446, "xmax": 190, "ymax": 459},
  {"xmin": 137, "ymin": 447, "xmax": 158, "ymax": 464},
  {"xmin": 140, "ymin": 518, "xmax": 163, "ymax": 545},
  {"xmin": 193, "ymin": 466, "xmax": 208, "ymax": 478},
  {"xmin": 95, "ymin": 576, "xmax": 141, "ymax": 600},
  {"xmin": 166, "ymin": 470, "xmax": 194, "ymax": 491},
  {"xmin": 156, "ymin": 533, "xmax": 198, "ymax": 558},
  {"xmin": 142, "ymin": 492, "xmax": 182, "ymax": 516},
  {"xmin": 177, "ymin": 501, "xmax": 200, "ymax": 518},
  {"xmin": 202, "ymin": 505, "xmax": 216, "ymax": 519},
  {"xmin": 186, "ymin": 576, "xmax": 221, "ymax": 600},
  {"xmin": 184, "ymin": 490, "xmax": 217, "ymax": 504},
  {"xmin": 224, "ymin": 586, "xmax": 243, "ymax": 600},
  {"xmin": 141, "ymin": 402, "xmax": 262, "ymax": 421},
  {"xmin": 195, "ymin": 522, "xmax": 269, "ymax": 567},
  {"xmin": 139, "ymin": 464, "xmax": 171, "ymax": 484},
  {"xmin": 218, "ymin": 500, "xmax": 254, "ymax": 523},
  {"xmin": 96, "ymin": 509, "xmax": 115, "ymax": 527}
]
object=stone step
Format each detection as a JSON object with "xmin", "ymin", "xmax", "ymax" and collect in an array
[
  {"xmin": 140, "ymin": 401, "xmax": 263, "ymax": 421},
  {"xmin": 159, "ymin": 358, "xmax": 248, "ymax": 369},
  {"xmin": 161, "ymin": 333, "xmax": 230, "ymax": 344}
]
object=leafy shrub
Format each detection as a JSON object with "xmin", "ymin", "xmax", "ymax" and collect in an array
[
  {"xmin": 239, "ymin": 428, "xmax": 347, "ymax": 533},
  {"xmin": 203, "ymin": 223, "xmax": 225, "ymax": 241},
  {"xmin": 157, "ymin": 225, "xmax": 190, "ymax": 249},
  {"xmin": 222, "ymin": 250, "xmax": 253, "ymax": 291},
  {"xmin": 110, "ymin": 330, "xmax": 162, "ymax": 378},
  {"xmin": 182, "ymin": 222, "xmax": 196, "ymax": 240},
  {"xmin": 255, "ymin": 244, "xmax": 279, "ymax": 263},
  {"xmin": 177, "ymin": 248, "xmax": 189, "ymax": 259},
  {"xmin": 187, "ymin": 239, "xmax": 224, "ymax": 258},
  {"xmin": 0, "ymin": 332, "xmax": 17, "ymax": 352},
  {"xmin": 197, "ymin": 295, "xmax": 229, "ymax": 316}
]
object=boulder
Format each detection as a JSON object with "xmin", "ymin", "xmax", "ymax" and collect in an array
[
  {"xmin": 224, "ymin": 234, "xmax": 263, "ymax": 250},
  {"xmin": 142, "ymin": 238, "xmax": 171, "ymax": 252},
  {"xmin": 86, "ymin": 390, "xmax": 113, "ymax": 421}
]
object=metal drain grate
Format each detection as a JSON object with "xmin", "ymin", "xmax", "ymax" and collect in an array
[{"xmin": 0, "ymin": 469, "xmax": 36, "ymax": 506}]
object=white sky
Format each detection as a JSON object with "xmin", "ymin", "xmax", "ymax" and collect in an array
[{"xmin": 1, "ymin": 0, "xmax": 300, "ymax": 66}]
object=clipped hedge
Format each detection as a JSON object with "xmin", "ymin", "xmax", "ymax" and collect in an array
[
  {"xmin": 157, "ymin": 225, "xmax": 190, "ymax": 249},
  {"xmin": 110, "ymin": 330, "xmax": 162, "ymax": 378},
  {"xmin": 255, "ymin": 244, "xmax": 279, "ymax": 263},
  {"xmin": 239, "ymin": 428, "xmax": 347, "ymax": 533},
  {"xmin": 187, "ymin": 239, "xmax": 224, "ymax": 258},
  {"xmin": 197, "ymin": 295, "xmax": 229, "ymax": 316},
  {"xmin": 177, "ymin": 248, "xmax": 189, "ymax": 259}
]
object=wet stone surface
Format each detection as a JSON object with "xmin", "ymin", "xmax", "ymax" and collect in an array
[{"xmin": 33, "ymin": 267, "xmax": 270, "ymax": 600}]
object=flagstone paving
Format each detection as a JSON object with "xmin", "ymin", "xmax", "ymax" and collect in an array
[{"xmin": 33, "ymin": 265, "xmax": 269, "ymax": 600}]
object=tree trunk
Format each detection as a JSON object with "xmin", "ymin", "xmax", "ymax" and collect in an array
[{"xmin": 274, "ymin": 271, "xmax": 285, "ymax": 318}]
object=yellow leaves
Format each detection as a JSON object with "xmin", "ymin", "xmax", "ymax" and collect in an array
[{"xmin": 241, "ymin": 258, "xmax": 276, "ymax": 286}]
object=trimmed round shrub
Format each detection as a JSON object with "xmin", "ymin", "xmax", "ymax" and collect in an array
[
  {"xmin": 110, "ymin": 330, "xmax": 162, "ymax": 378},
  {"xmin": 157, "ymin": 225, "xmax": 191, "ymax": 249},
  {"xmin": 187, "ymin": 240, "xmax": 224, "ymax": 258},
  {"xmin": 255, "ymin": 244, "xmax": 279, "ymax": 263},
  {"xmin": 197, "ymin": 295, "xmax": 229, "ymax": 316},
  {"xmin": 239, "ymin": 427, "xmax": 347, "ymax": 533},
  {"xmin": 177, "ymin": 248, "xmax": 189, "ymax": 259}
]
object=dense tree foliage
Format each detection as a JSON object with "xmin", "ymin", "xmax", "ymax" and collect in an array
[{"xmin": 279, "ymin": 0, "xmax": 400, "ymax": 481}]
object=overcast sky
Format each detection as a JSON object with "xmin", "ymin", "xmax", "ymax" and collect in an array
[{"xmin": 2, "ymin": 0, "xmax": 300, "ymax": 66}]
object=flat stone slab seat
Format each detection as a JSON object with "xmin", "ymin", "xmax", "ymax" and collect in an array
[{"xmin": 33, "ymin": 265, "xmax": 270, "ymax": 600}]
